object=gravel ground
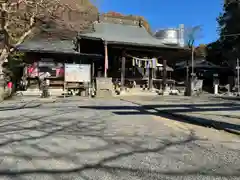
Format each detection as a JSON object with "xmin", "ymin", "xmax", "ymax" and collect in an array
[
  {"xmin": 0, "ymin": 97, "xmax": 239, "ymax": 180},
  {"xmin": 121, "ymin": 95, "xmax": 240, "ymax": 134}
]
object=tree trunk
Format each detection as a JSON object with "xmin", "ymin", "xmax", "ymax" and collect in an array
[
  {"xmin": 0, "ymin": 81, "xmax": 4, "ymax": 102},
  {"xmin": 0, "ymin": 48, "xmax": 9, "ymax": 101},
  {"xmin": 0, "ymin": 72, "xmax": 5, "ymax": 102}
]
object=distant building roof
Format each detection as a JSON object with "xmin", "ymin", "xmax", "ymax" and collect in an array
[
  {"xmin": 15, "ymin": 39, "xmax": 79, "ymax": 54},
  {"xmin": 175, "ymin": 59, "xmax": 223, "ymax": 69},
  {"xmin": 78, "ymin": 22, "xmax": 186, "ymax": 49}
]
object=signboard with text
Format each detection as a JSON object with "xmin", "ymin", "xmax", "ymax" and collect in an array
[{"xmin": 64, "ymin": 64, "xmax": 91, "ymax": 82}]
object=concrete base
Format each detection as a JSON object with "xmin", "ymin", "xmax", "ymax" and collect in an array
[
  {"xmin": 18, "ymin": 89, "xmax": 65, "ymax": 97},
  {"xmin": 96, "ymin": 89, "xmax": 113, "ymax": 97},
  {"xmin": 163, "ymin": 91, "xmax": 170, "ymax": 96},
  {"xmin": 96, "ymin": 77, "xmax": 113, "ymax": 97},
  {"xmin": 117, "ymin": 88, "xmax": 159, "ymax": 96}
]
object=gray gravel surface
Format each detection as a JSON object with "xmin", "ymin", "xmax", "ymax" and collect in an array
[
  {"xmin": 0, "ymin": 97, "xmax": 239, "ymax": 180},
  {"xmin": 122, "ymin": 95, "xmax": 240, "ymax": 134}
]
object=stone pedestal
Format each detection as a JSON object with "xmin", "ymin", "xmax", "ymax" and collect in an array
[
  {"xmin": 96, "ymin": 77, "xmax": 113, "ymax": 97},
  {"xmin": 163, "ymin": 86, "xmax": 170, "ymax": 96},
  {"xmin": 214, "ymin": 84, "xmax": 219, "ymax": 95}
]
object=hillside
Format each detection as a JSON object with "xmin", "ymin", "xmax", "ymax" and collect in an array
[
  {"xmin": 1, "ymin": 0, "xmax": 154, "ymax": 47},
  {"xmin": 1, "ymin": 0, "xmax": 99, "ymax": 44},
  {"xmin": 33, "ymin": 0, "xmax": 99, "ymax": 39}
]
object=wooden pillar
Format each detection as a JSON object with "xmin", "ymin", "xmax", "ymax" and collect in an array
[
  {"xmin": 78, "ymin": 38, "xmax": 81, "ymax": 53},
  {"xmin": 162, "ymin": 59, "xmax": 167, "ymax": 92},
  {"xmin": 91, "ymin": 60, "xmax": 95, "ymax": 96},
  {"xmin": 148, "ymin": 59, "xmax": 153, "ymax": 90},
  {"xmin": 92, "ymin": 61, "xmax": 95, "ymax": 77},
  {"xmin": 104, "ymin": 41, "xmax": 108, "ymax": 78},
  {"xmin": 121, "ymin": 56, "xmax": 126, "ymax": 91},
  {"xmin": 185, "ymin": 59, "xmax": 191, "ymax": 96},
  {"xmin": 148, "ymin": 68, "xmax": 153, "ymax": 90},
  {"xmin": 151, "ymin": 66, "xmax": 155, "ymax": 89}
]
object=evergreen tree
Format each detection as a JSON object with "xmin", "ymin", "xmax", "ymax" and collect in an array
[{"xmin": 209, "ymin": 1, "xmax": 240, "ymax": 67}]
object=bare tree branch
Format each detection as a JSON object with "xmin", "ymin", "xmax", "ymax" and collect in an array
[
  {"xmin": 0, "ymin": 0, "xmax": 98, "ymax": 63},
  {"xmin": 184, "ymin": 25, "xmax": 202, "ymax": 47}
]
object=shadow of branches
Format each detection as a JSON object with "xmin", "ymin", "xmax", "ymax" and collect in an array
[
  {"xmin": 0, "ymin": 100, "xmax": 239, "ymax": 179},
  {"xmin": 79, "ymin": 100, "xmax": 240, "ymax": 135},
  {"xmin": 0, "ymin": 102, "xmax": 41, "ymax": 111}
]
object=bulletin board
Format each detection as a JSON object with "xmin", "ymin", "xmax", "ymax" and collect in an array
[{"xmin": 64, "ymin": 64, "xmax": 91, "ymax": 82}]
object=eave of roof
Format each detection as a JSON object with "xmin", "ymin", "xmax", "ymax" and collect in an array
[
  {"xmin": 16, "ymin": 49, "xmax": 102, "ymax": 58},
  {"xmin": 15, "ymin": 39, "xmax": 78, "ymax": 54},
  {"xmin": 16, "ymin": 48, "xmax": 79, "ymax": 55},
  {"xmin": 15, "ymin": 39, "xmax": 103, "ymax": 58},
  {"xmin": 105, "ymin": 40, "xmax": 187, "ymax": 50}
]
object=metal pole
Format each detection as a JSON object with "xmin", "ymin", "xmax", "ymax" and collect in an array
[
  {"xmin": 163, "ymin": 59, "xmax": 167, "ymax": 93},
  {"xmin": 191, "ymin": 46, "xmax": 195, "ymax": 95},
  {"xmin": 237, "ymin": 58, "xmax": 240, "ymax": 95},
  {"xmin": 191, "ymin": 46, "xmax": 194, "ymax": 77},
  {"xmin": 121, "ymin": 56, "xmax": 126, "ymax": 91},
  {"xmin": 185, "ymin": 60, "xmax": 190, "ymax": 96}
]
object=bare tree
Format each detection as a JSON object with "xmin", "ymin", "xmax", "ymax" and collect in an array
[
  {"xmin": 184, "ymin": 25, "xmax": 202, "ymax": 76},
  {"xmin": 184, "ymin": 26, "xmax": 202, "ymax": 46},
  {"xmin": 183, "ymin": 25, "xmax": 202, "ymax": 96},
  {"xmin": 0, "ymin": 0, "xmax": 98, "ymax": 100}
]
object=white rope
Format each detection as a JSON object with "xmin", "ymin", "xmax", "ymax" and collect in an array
[{"xmin": 125, "ymin": 53, "xmax": 154, "ymax": 61}]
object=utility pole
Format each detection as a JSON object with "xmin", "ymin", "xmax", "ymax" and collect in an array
[
  {"xmin": 237, "ymin": 57, "xmax": 240, "ymax": 96},
  {"xmin": 191, "ymin": 45, "xmax": 195, "ymax": 78},
  {"xmin": 185, "ymin": 38, "xmax": 195, "ymax": 96},
  {"xmin": 185, "ymin": 59, "xmax": 190, "ymax": 96}
]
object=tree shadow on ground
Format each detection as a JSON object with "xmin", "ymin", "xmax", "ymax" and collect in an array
[
  {"xmin": 78, "ymin": 101, "xmax": 240, "ymax": 135},
  {"xmin": 213, "ymin": 96, "xmax": 240, "ymax": 101},
  {"xmin": 0, "ymin": 103, "xmax": 239, "ymax": 179},
  {"xmin": 0, "ymin": 102, "xmax": 41, "ymax": 111}
]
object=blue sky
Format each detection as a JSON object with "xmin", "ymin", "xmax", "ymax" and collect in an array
[{"xmin": 97, "ymin": 0, "xmax": 223, "ymax": 45}]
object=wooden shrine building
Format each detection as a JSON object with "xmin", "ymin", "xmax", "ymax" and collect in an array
[
  {"xmin": 15, "ymin": 38, "xmax": 102, "ymax": 95},
  {"xmin": 14, "ymin": 14, "xmax": 190, "ymax": 97},
  {"xmin": 77, "ymin": 18, "xmax": 189, "ymax": 95}
]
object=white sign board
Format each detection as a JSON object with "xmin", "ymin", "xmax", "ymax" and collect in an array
[{"xmin": 64, "ymin": 64, "xmax": 91, "ymax": 82}]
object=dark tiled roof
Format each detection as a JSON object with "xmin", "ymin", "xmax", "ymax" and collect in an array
[
  {"xmin": 175, "ymin": 59, "xmax": 220, "ymax": 68},
  {"xmin": 15, "ymin": 38, "xmax": 103, "ymax": 59},
  {"xmin": 15, "ymin": 39, "xmax": 79, "ymax": 54},
  {"xmin": 78, "ymin": 22, "xmax": 185, "ymax": 49}
]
